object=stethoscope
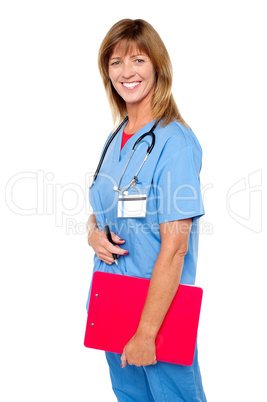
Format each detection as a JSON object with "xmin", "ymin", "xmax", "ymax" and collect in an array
[{"xmin": 90, "ymin": 116, "xmax": 157, "ymax": 195}]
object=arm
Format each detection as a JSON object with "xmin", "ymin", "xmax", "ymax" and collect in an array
[
  {"xmin": 121, "ymin": 218, "xmax": 192, "ymax": 368},
  {"xmin": 86, "ymin": 214, "xmax": 128, "ymax": 264},
  {"xmin": 86, "ymin": 213, "xmax": 98, "ymax": 243}
]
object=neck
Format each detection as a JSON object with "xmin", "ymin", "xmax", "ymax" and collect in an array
[{"xmin": 125, "ymin": 101, "xmax": 154, "ymax": 134}]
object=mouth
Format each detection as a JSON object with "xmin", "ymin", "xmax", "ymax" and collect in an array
[{"xmin": 121, "ymin": 81, "xmax": 141, "ymax": 90}]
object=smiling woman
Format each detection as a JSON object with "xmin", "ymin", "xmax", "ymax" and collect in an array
[
  {"xmin": 98, "ymin": 19, "xmax": 190, "ymax": 130},
  {"xmin": 86, "ymin": 18, "xmax": 207, "ymax": 402}
]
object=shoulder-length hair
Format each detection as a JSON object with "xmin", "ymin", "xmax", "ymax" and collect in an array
[{"xmin": 98, "ymin": 19, "xmax": 190, "ymax": 128}]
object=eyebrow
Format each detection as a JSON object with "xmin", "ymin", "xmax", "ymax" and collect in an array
[{"xmin": 110, "ymin": 54, "xmax": 145, "ymax": 61}]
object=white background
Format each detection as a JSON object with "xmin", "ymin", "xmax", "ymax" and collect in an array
[{"xmin": 1, "ymin": 1, "xmax": 266, "ymax": 401}]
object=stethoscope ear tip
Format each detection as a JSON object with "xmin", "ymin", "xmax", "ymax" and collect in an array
[{"xmin": 113, "ymin": 186, "xmax": 118, "ymax": 191}]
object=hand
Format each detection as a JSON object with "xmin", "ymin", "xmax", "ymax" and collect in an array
[
  {"xmin": 121, "ymin": 331, "xmax": 157, "ymax": 368},
  {"xmin": 88, "ymin": 228, "xmax": 129, "ymax": 264}
]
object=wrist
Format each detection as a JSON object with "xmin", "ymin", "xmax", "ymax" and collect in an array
[{"xmin": 136, "ymin": 323, "xmax": 159, "ymax": 341}]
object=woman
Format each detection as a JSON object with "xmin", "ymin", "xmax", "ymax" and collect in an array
[{"xmin": 87, "ymin": 19, "xmax": 206, "ymax": 401}]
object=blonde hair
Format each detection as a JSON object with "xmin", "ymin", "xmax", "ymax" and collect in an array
[{"xmin": 98, "ymin": 19, "xmax": 190, "ymax": 128}]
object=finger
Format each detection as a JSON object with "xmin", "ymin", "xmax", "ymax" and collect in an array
[
  {"xmin": 121, "ymin": 351, "xmax": 127, "ymax": 368},
  {"xmin": 114, "ymin": 244, "xmax": 121, "ymax": 259},
  {"xmin": 111, "ymin": 232, "xmax": 126, "ymax": 244},
  {"xmin": 98, "ymin": 248, "xmax": 117, "ymax": 265},
  {"xmin": 99, "ymin": 255, "xmax": 115, "ymax": 265},
  {"xmin": 113, "ymin": 244, "xmax": 129, "ymax": 259},
  {"xmin": 98, "ymin": 248, "xmax": 121, "ymax": 264},
  {"xmin": 105, "ymin": 242, "xmax": 129, "ymax": 256}
]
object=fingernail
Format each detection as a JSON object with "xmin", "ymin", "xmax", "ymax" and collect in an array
[
  {"xmin": 119, "ymin": 238, "xmax": 125, "ymax": 242},
  {"xmin": 124, "ymin": 251, "xmax": 129, "ymax": 255}
]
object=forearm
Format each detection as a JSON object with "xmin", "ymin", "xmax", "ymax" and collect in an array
[
  {"xmin": 86, "ymin": 213, "xmax": 99, "ymax": 246},
  {"xmin": 136, "ymin": 248, "xmax": 185, "ymax": 340}
]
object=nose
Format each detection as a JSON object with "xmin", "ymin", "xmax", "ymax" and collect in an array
[{"xmin": 121, "ymin": 61, "xmax": 135, "ymax": 79}]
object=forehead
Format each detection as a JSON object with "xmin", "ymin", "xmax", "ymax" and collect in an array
[{"xmin": 110, "ymin": 40, "xmax": 146, "ymax": 58}]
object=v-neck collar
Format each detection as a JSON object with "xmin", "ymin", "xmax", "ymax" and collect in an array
[{"xmin": 112, "ymin": 119, "xmax": 157, "ymax": 163}]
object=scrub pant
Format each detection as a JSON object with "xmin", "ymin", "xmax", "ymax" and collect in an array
[{"xmin": 105, "ymin": 344, "xmax": 206, "ymax": 402}]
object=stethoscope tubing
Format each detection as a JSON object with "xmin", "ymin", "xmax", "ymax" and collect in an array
[
  {"xmin": 90, "ymin": 118, "xmax": 157, "ymax": 192},
  {"xmin": 92, "ymin": 116, "xmax": 129, "ymax": 184}
]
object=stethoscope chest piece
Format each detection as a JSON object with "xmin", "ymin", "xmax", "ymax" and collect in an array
[
  {"xmin": 113, "ymin": 173, "xmax": 138, "ymax": 195},
  {"xmin": 113, "ymin": 185, "xmax": 129, "ymax": 195}
]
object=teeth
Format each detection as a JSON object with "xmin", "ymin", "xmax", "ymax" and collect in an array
[{"xmin": 123, "ymin": 82, "xmax": 140, "ymax": 88}]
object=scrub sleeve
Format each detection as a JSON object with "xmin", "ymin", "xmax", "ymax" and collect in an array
[{"xmin": 88, "ymin": 121, "xmax": 207, "ymax": 401}]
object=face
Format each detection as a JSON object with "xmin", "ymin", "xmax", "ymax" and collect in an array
[{"xmin": 108, "ymin": 42, "xmax": 157, "ymax": 108}]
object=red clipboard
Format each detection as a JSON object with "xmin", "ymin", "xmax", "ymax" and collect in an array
[{"xmin": 84, "ymin": 271, "xmax": 203, "ymax": 366}]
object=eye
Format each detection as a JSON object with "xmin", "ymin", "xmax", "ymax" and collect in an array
[
  {"xmin": 110, "ymin": 61, "xmax": 120, "ymax": 66},
  {"xmin": 135, "ymin": 59, "xmax": 144, "ymax": 64}
]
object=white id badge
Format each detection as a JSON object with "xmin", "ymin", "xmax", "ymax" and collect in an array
[{"xmin": 117, "ymin": 194, "xmax": 147, "ymax": 218}]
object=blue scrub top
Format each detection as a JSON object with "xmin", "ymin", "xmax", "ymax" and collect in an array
[{"xmin": 86, "ymin": 120, "xmax": 204, "ymax": 311}]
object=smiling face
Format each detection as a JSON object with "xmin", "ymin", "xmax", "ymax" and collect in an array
[{"xmin": 108, "ymin": 41, "xmax": 157, "ymax": 110}]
